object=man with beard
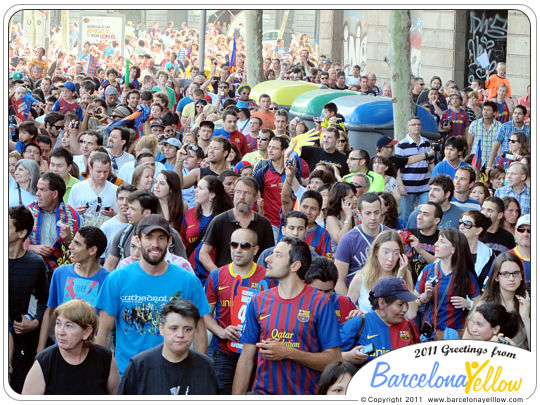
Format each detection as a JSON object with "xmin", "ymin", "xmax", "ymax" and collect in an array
[
  {"xmin": 199, "ymin": 177, "xmax": 275, "ymax": 275},
  {"xmin": 96, "ymin": 215, "xmax": 210, "ymax": 376},
  {"xmin": 232, "ymin": 237, "xmax": 341, "ymax": 395}
]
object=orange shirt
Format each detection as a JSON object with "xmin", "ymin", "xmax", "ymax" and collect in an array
[
  {"xmin": 485, "ymin": 74, "xmax": 512, "ymax": 100},
  {"xmin": 251, "ymin": 110, "xmax": 275, "ymax": 130}
]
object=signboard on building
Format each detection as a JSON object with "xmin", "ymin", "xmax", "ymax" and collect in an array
[{"xmin": 79, "ymin": 14, "xmax": 125, "ymax": 56}]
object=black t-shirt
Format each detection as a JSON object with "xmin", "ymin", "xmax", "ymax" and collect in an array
[
  {"xmin": 118, "ymin": 345, "xmax": 218, "ymax": 395},
  {"xmin": 301, "ymin": 146, "xmax": 349, "ymax": 177},
  {"xmin": 8, "ymin": 250, "xmax": 49, "ymax": 323},
  {"xmin": 480, "ymin": 228, "xmax": 516, "ymax": 256},
  {"xmin": 407, "ymin": 228, "xmax": 439, "ymax": 285},
  {"xmin": 36, "ymin": 344, "xmax": 112, "ymax": 395},
  {"xmin": 202, "ymin": 209, "xmax": 275, "ymax": 267},
  {"xmin": 368, "ymin": 155, "xmax": 409, "ymax": 178}
]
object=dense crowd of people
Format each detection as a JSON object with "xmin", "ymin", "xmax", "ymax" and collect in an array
[{"xmin": 8, "ymin": 17, "xmax": 531, "ymax": 396}]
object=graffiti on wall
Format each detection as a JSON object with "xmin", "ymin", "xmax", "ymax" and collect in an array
[
  {"xmin": 343, "ymin": 11, "xmax": 368, "ymax": 75},
  {"xmin": 465, "ymin": 10, "xmax": 508, "ymax": 85}
]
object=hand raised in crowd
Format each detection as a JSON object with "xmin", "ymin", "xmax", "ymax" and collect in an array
[
  {"xmin": 396, "ymin": 253, "xmax": 410, "ymax": 279},
  {"xmin": 58, "ymin": 222, "xmax": 73, "ymax": 244},
  {"xmin": 516, "ymin": 291, "xmax": 530, "ymax": 321}
]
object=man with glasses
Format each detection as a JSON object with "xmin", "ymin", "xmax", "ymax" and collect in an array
[
  {"xmin": 396, "ymin": 116, "xmax": 433, "ymax": 223},
  {"xmin": 251, "ymin": 93, "xmax": 275, "ymax": 130},
  {"xmin": 319, "ymin": 72, "xmax": 330, "ymax": 87},
  {"xmin": 204, "ymin": 228, "xmax": 270, "ymax": 394},
  {"xmin": 343, "ymin": 149, "xmax": 385, "ymax": 192},
  {"xmin": 509, "ymin": 214, "xmax": 530, "ymax": 286},
  {"xmin": 199, "ymin": 177, "xmax": 275, "ymax": 273},
  {"xmin": 43, "ymin": 112, "xmax": 65, "ymax": 148},
  {"xmin": 107, "ymin": 127, "xmax": 134, "ymax": 175},
  {"xmin": 68, "ymin": 151, "xmax": 118, "ymax": 227},
  {"xmin": 494, "ymin": 162, "xmax": 530, "ymax": 216}
]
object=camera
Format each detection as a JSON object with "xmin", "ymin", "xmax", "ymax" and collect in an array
[
  {"xmin": 428, "ymin": 276, "xmax": 439, "ymax": 286},
  {"xmin": 431, "ymin": 142, "xmax": 442, "ymax": 152},
  {"xmin": 286, "ymin": 158, "xmax": 295, "ymax": 167},
  {"xmin": 498, "ymin": 336, "xmax": 510, "ymax": 345}
]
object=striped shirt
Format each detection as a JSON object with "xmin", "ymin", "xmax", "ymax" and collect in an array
[
  {"xmin": 395, "ymin": 134, "xmax": 432, "ymax": 193},
  {"xmin": 440, "ymin": 108, "xmax": 470, "ymax": 137},
  {"xmin": 495, "ymin": 121, "xmax": 531, "ymax": 153},
  {"xmin": 468, "ymin": 118, "xmax": 502, "ymax": 164}
]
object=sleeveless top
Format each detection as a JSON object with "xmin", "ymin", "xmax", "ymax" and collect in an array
[{"xmin": 36, "ymin": 344, "xmax": 112, "ymax": 394}]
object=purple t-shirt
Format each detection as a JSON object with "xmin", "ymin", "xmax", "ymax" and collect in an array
[{"xmin": 334, "ymin": 224, "xmax": 390, "ymax": 286}]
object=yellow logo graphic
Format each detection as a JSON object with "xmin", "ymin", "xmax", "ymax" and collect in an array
[
  {"xmin": 464, "ymin": 360, "xmax": 522, "ymax": 394},
  {"xmin": 259, "ymin": 314, "xmax": 271, "ymax": 321},
  {"xmin": 297, "ymin": 309, "xmax": 310, "ymax": 323},
  {"xmin": 218, "ymin": 286, "xmax": 230, "ymax": 290}
]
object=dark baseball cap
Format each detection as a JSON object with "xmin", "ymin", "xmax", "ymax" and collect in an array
[
  {"xmin": 376, "ymin": 135, "xmax": 398, "ymax": 149},
  {"xmin": 136, "ymin": 214, "xmax": 171, "ymax": 237},
  {"xmin": 372, "ymin": 277, "xmax": 418, "ymax": 302}
]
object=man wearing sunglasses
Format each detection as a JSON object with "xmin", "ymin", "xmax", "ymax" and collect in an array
[
  {"xmin": 509, "ymin": 214, "xmax": 530, "ymax": 286},
  {"xmin": 204, "ymin": 228, "xmax": 271, "ymax": 394},
  {"xmin": 107, "ymin": 127, "xmax": 134, "ymax": 176}
]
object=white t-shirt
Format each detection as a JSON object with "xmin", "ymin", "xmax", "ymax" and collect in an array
[
  {"xmin": 108, "ymin": 150, "xmax": 135, "ymax": 175},
  {"xmin": 68, "ymin": 180, "xmax": 118, "ymax": 227}
]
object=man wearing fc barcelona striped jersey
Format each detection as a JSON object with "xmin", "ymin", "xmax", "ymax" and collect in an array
[
  {"xmin": 232, "ymin": 237, "xmax": 341, "ymax": 395},
  {"xmin": 340, "ymin": 277, "xmax": 420, "ymax": 366},
  {"xmin": 204, "ymin": 228, "xmax": 272, "ymax": 394}
]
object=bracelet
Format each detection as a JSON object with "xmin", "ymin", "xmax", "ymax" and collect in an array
[
  {"xmin": 418, "ymin": 294, "xmax": 428, "ymax": 304},
  {"xmin": 343, "ymin": 220, "xmax": 350, "ymax": 225}
]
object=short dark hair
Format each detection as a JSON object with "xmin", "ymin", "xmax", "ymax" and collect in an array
[
  {"xmin": 358, "ymin": 192, "xmax": 381, "ymax": 212},
  {"xmin": 323, "ymin": 102, "xmax": 337, "ymax": 115},
  {"xmin": 76, "ymin": 226, "xmax": 108, "ymax": 258},
  {"xmin": 304, "ymin": 257, "xmax": 338, "ymax": 285},
  {"xmin": 283, "ymin": 210, "xmax": 308, "ymax": 228},
  {"xmin": 219, "ymin": 170, "xmax": 239, "ymax": 181},
  {"xmin": 514, "ymin": 104, "xmax": 527, "ymax": 115},
  {"xmin": 44, "ymin": 111, "xmax": 65, "ymax": 128},
  {"xmin": 9, "ymin": 205, "xmax": 34, "ymax": 241},
  {"xmin": 423, "ymin": 201, "xmax": 443, "ymax": 220},
  {"xmin": 160, "ymin": 298, "xmax": 200, "ymax": 326},
  {"xmin": 444, "ymin": 136, "xmax": 466, "ymax": 155},
  {"xmin": 127, "ymin": 190, "xmax": 159, "ymax": 213},
  {"xmin": 429, "ymin": 174, "xmax": 454, "ymax": 201},
  {"xmin": 482, "ymin": 100, "xmax": 498, "ymax": 113},
  {"xmin": 117, "ymin": 183, "xmax": 138, "ymax": 197},
  {"xmin": 484, "ymin": 196, "xmax": 504, "ymax": 214},
  {"xmin": 40, "ymin": 172, "xmax": 66, "ymax": 202},
  {"xmin": 456, "ymin": 165, "xmax": 476, "ymax": 184},
  {"xmin": 300, "ymin": 189, "xmax": 323, "ymax": 210},
  {"xmin": 317, "ymin": 361, "xmax": 358, "ymax": 395},
  {"xmin": 18, "ymin": 121, "xmax": 39, "ymax": 139},
  {"xmin": 270, "ymin": 135, "xmax": 290, "ymax": 150},
  {"xmin": 234, "ymin": 176, "xmax": 259, "ymax": 195},
  {"xmin": 49, "ymin": 146, "xmax": 74, "ymax": 166},
  {"xmin": 280, "ymin": 236, "xmax": 312, "ymax": 280},
  {"xmin": 110, "ymin": 126, "xmax": 131, "ymax": 150}
]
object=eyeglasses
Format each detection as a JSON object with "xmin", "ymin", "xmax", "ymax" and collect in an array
[
  {"xmin": 351, "ymin": 183, "xmax": 364, "ymax": 189},
  {"xmin": 230, "ymin": 241, "xmax": 253, "ymax": 250},
  {"xmin": 509, "ymin": 139, "xmax": 519, "ymax": 143},
  {"xmin": 516, "ymin": 227, "xmax": 531, "ymax": 234},
  {"xmin": 338, "ymin": 139, "xmax": 347, "ymax": 143},
  {"xmin": 499, "ymin": 271, "xmax": 522, "ymax": 279},
  {"xmin": 257, "ymin": 136, "xmax": 269, "ymax": 141},
  {"xmin": 53, "ymin": 124, "xmax": 64, "ymax": 130},
  {"xmin": 269, "ymin": 107, "xmax": 277, "ymax": 111},
  {"xmin": 186, "ymin": 144, "xmax": 199, "ymax": 151},
  {"xmin": 196, "ymin": 104, "xmax": 205, "ymax": 108},
  {"xmin": 459, "ymin": 219, "xmax": 474, "ymax": 229}
]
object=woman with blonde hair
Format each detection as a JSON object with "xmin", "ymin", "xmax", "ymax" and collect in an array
[
  {"xmin": 22, "ymin": 300, "xmax": 119, "ymax": 394},
  {"xmin": 131, "ymin": 163, "xmax": 155, "ymax": 192},
  {"xmin": 347, "ymin": 230, "xmax": 414, "ymax": 314}
]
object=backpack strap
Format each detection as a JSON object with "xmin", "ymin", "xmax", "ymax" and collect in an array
[
  {"xmin": 354, "ymin": 314, "xmax": 366, "ymax": 344},
  {"xmin": 118, "ymin": 224, "xmax": 134, "ymax": 259}
]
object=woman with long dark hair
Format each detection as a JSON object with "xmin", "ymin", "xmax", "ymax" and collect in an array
[
  {"xmin": 152, "ymin": 170, "xmax": 185, "ymax": 233},
  {"xmin": 464, "ymin": 252, "xmax": 530, "ymax": 349},
  {"xmin": 180, "ymin": 175, "xmax": 233, "ymax": 284},
  {"xmin": 414, "ymin": 228, "xmax": 481, "ymax": 339},
  {"xmin": 325, "ymin": 182, "xmax": 358, "ymax": 248},
  {"xmin": 317, "ymin": 360, "xmax": 357, "ymax": 395},
  {"xmin": 464, "ymin": 303, "xmax": 519, "ymax": 344},
  {"xmin": 378, "ymin": 192, "xmax": 404, "ymax": 230}
]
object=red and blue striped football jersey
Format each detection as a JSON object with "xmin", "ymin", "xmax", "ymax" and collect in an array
[{"xmin": 242, "ymin": 284, "xmax": 341, "ymax": 395}]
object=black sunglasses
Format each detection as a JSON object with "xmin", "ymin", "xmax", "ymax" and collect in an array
[
  {"xmin": 459, "ymin": 219, "xmax": 474, "ymax": 229},
  {"xmin": 516, "ymin": 227, "xmax": 531, "ymax": 234},
  {"xmin": 257, "ymin": 136, "xmax": 269, "ymax": 141},
  {"xmin": 230, "ymin": 241, "xmax": 253, "ymax": 250}
]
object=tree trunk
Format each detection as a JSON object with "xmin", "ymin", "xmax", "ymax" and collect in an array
[
  {"xmin": 245, "ymin": 10, "xmax": 263, "ymax": 87},
  {"xmin": 387, "ymin": 10, "xmax": 414, "ymax": 141}
]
